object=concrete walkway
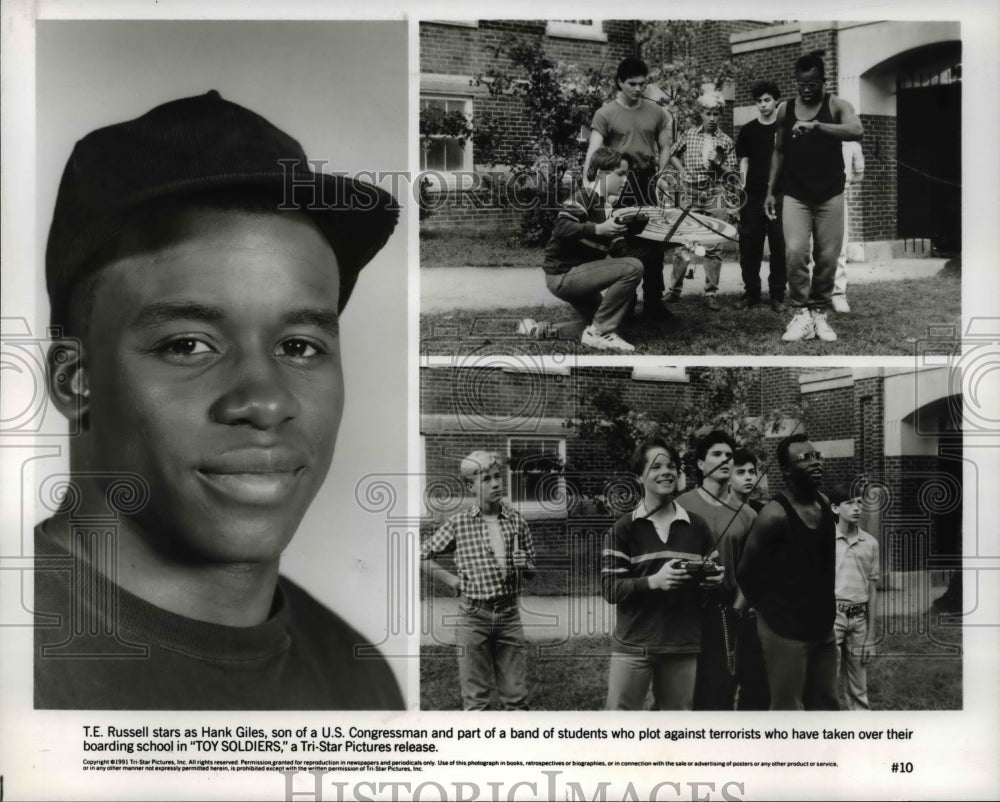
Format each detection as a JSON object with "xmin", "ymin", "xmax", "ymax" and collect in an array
[
  {"xmin": 421, "ymin": 258, "xmax": 948, "ymax": 313},
  {"xmin": 421, "ymin": 578, "xmax": 947, "ymax": 646}
]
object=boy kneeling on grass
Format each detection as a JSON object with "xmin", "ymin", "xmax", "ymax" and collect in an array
[
  {"xmin": 830, "ymin": 481, "xmax": 880, "ymax": 710},
  {"xmin": 520, "ymin": 147, "xmax": 661, "ymax": 353}
]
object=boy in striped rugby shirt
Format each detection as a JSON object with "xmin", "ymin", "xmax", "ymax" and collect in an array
[{"xmin": 602, "ymin": 438, "xmax": 723, "ymax": 709}]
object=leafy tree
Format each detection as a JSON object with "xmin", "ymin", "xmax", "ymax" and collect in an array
[
  {"xmin": 568, "ymin": 367, "xmax": 802, "ymax": 488},
  {"xmin": 637, "ymin": 21, "xmax": 738, "ymax": 133},
  {"xmin": 472, "ymin": 35, "xmax": 614, "ymax": 244}
]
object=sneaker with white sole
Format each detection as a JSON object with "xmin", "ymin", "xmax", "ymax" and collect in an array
[
  {"xmin": 781, "ymin": 309, "xmax": 815, "ymax": 342},
  {"xmin": 812, "ymin": 310, "xmax": 838, "ymax": 341},
  {"xmin": 581, "ymin": 325, "xmax": 635, "ymax": 352},
  {"xmin": 831, "ymin": 295, "xmax": 851, "ymax": 314},
  {"xmin": 516, "ymin": 318, "xmax": 538, "ymax": 336}
]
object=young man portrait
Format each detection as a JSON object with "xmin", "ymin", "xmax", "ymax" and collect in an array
[{"xmin": 23, "ymin": 21, "xmax": 409, "ymax": 712}]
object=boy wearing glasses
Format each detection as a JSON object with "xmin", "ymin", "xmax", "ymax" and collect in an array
[
  {"xmin": 764, "ymin": 53, "xmax": 864, "ymax": 343},
  {"xmin": 737, "ymin": 434, "xmax": 838, "ymax": 710},
  {"xmin": 830, "ymin": 482, "xmax": 880, "ymax": 709},
  {"xmin": 602, "ymin": 438, "xmax": 721, "ymax": 710}
]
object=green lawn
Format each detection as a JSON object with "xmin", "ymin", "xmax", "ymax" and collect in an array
[
  {"xmin": 420, "ymin": 616, "xmax": 962, "ymax": 711},
  {"xmin": 420, "ymin": 275, "xmax": 961, "ymax": 357},
  {"xmin": 421, "ymin": 227, "xmax": 543, "ymax": 268}
]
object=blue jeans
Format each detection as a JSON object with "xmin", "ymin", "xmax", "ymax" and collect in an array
[
  {"xmin": 757, "ymin": 615, "xmax": 839, "ymax": 711},
  {"xmin": 606, "ymin": 652, "xmax": 697, "ymax": 710},
  {"xmin": 545, "ymin": 257, "xmax": 642, "ymax": 335},
  {"xmin": 667, "ymin": 187, "xmax": 727, "ymax": 296},
  {"xmin": 456, "ymin": 599, "xmax": 529, "ymax": 710},
  {"xmin": 783, "ymin": 193, "xmax": 844, "ymax": 310},
  {"xmin": 834, "ymin": 609, "xmax": 871, "ymax": 710}
]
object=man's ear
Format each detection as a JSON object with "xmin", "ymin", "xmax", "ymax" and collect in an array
[{"xmin": 47, "ymin": 339, "xmax": 89, "ymax": 424}]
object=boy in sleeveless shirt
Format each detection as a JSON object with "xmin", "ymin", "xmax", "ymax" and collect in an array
[
  {"xmin": 764, "ymin": 53, "xmax": 863, "ymax": 343},
  {"xmin": 737, "ymin": 434, "xmax": 839, "ymax": 710}
]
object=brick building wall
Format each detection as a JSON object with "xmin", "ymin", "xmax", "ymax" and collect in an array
[
  {"xmin": 422, "ymin": 367, "xmax": 950, "ymax": 589},
  {"xmin": 855, "ymin": 114, "xmax": 897, "ymax": 241},
  {"xmin": 420, "ymin": 20, "xmax": 637, "ymax": 230},
  {"xmin": 730, "ymin": 25, "xmax": 903, "ymax": 243}
]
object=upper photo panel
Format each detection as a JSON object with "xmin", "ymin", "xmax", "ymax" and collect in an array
[{"xmin": 419, "ymin": 20, "xmax": 961, "ymax": 357}]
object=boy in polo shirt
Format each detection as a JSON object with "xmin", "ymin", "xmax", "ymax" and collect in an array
[
  {"xmin": 830, "ymin": 482, "xmax": 880, "ymax": 710},
  {"xmin": 602, "ymin": 438, "xmax": 721, "ymax": 710},
  {"xmin": 421, "ymin": 451, "xmax": 536, "ymax": 710}
]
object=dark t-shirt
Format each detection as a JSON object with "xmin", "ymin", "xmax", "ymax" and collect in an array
[
  {"xmin": 33, "ymin": 523, "xmax": 404, "ymax": 710},
  {"xmin": 735, "ymin": 118, "xmax": 780, "ymax": 196}
]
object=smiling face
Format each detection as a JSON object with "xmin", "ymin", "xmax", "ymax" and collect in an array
[
  {"xmin": 79, "ymin": 206, "xmax": 343, "ymax": 564},
  {"xmin": 639, "ymin": 446, "xmax": 679, "ymax": 505}
]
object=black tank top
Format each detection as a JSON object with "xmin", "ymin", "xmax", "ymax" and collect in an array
[
  {"xmin": 782, "ymin": 94, "xmax": 846, "ymax": 204},
  {"xmin": 759, "ymin": 492, "xmax": 836, "ymax": 640}
]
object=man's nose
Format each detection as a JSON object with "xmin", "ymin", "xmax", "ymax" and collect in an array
[{"xmin": 209, "ymin": 348, "xmax": 301, "ymax": 429}]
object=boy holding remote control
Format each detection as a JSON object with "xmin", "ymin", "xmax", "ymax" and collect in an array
[{"xmin": 602, "ymin": 438, "xmax": 722, "ymax": 710}]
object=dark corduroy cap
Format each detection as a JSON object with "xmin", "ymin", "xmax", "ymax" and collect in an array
[{"xmin": 46, "ymin": 90, "xmax": 398, "ymax": 322}]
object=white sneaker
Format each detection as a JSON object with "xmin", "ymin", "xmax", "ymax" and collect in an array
[
  {"xmin": 581, "ymin": 325, "xmax": 635, "ymax": 352},
  {"xmin": 831, "ymin": 295, "xmax": 851, "ymax": 314},
  {"xmin": 781, "ymin": 309, "xmax": 815, "ymax": 342},
  {"xmin": 516, "ymin": 318, "xmax": 538, "ymax": 336},
  {"xmin": 812, "ymin": 310, "xmax": 838, "ymax": 341}
]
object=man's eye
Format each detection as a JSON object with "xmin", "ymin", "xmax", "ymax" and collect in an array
[
  {"xmin": 161, "ymin": 338, "xmax": 212, "ymax": 356},
  {"xmin": 277, "ymin": 338, "xmax": 321, "ymax": 358}
]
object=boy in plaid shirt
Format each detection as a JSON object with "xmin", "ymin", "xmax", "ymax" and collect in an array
[
  {"xmin": 421, "ymin": 451, "xmax": 536, "ymax": 710},
  {"xmin": 665, "ymin": 91, "xmax": 738, "ymax": 310},
  {"xmin": 830, "ymin": 481, "xmax": 880, "ymax": 709}
]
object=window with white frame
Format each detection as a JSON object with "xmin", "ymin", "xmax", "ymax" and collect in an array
[
  {"xmin": 420, "ymin": 94, "xmax": 474, "ymax": 188},
  {"xmin": 508, "ymin": 437, "xmax": 566, "ymax": 514},
  {"xmin": 545, "ymin": 20, "xmax": 607, "ymax": 41}
]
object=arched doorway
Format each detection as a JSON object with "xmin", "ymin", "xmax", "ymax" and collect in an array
[{"xmin": 894, "ymin": 41, "xmax": 962, "ymax": 254}]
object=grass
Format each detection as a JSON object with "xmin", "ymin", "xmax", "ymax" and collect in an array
[
  {"xmin": 421, "ymin": 227, "xmax": 542, "ymax": 268},
  {"xmin": 420, "ymin": 275, "xmax": 961, "ymax": 357},
  {"xmin": 419, "ymin": 615, "xmax": 962, "ymax": 711}
]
